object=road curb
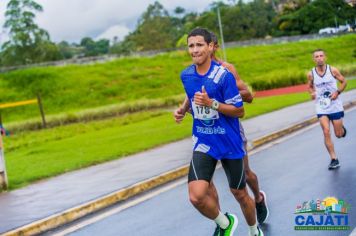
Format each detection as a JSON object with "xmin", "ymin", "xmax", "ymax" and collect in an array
[
  {"xmin": 2, "ymin": 166, "xmax": 190, "ymax": 236},
  {"xmin": 3, "ymin": 100, "xmax": 356, "ymax": 236}
]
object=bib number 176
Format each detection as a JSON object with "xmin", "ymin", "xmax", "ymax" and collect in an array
[{"xmin": 192, "ymin": 100, "xmax": 219, "ymax": 120}]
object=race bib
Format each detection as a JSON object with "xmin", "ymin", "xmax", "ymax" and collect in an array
[
  {"xmin": 318, "ymin": 89, "xmax": 333, "ymax": 110},
  {"xmin": 192, "ymin": 100, "xmax": 219, "ymax": 120},
  {"xmin": 318, "ymin": 96, "xmax": 331, "ymax": 110}
]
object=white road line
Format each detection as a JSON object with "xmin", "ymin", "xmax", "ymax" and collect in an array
[{"xmin": 52, "ymin": 178, "xmax": 187, "ymax": 236}]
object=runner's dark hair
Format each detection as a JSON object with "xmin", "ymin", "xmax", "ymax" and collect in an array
[{"xmin": 187, "ymin": 28, "xmax": 212, "ymax": 44}]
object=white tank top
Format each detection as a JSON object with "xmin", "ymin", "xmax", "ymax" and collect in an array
[{"xmin": 311, "ymin": 64, "xmax": 343, "ymax": 114}]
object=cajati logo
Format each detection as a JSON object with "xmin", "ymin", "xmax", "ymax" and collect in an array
[{"xmin": 294, "ymin": 197, "xmax": 350, "ymax": 231}]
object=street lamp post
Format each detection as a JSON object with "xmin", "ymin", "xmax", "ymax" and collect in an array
[
  {"xmin": 334, "ymin": 15, "xmax": 338, "ymax": 29},
  {"xmin": 217, "ymin": 7, "xmax": 227, "ymax": 62}
]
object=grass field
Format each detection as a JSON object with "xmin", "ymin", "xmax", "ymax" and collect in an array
[
  {"xmin": 0, "ymin": 34, "xmax": 355, "ymax": 123},
  {"xmin": 1, "ymin": 34, "xmax": 355, "ymax": 190},
  {"xmin": 4, "ymin": 80, "xmax": 356, "ymax": 190}
]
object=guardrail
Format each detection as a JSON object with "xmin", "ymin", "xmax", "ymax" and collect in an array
[{"xmin": 0, "ymin": 94, "xmax": 47, "ymax": 128}]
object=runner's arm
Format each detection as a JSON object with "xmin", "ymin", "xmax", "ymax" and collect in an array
[
  {"xmin": 330, "ymin": 67, "xmax": 347, "ymax": 100},
  {"xmin": 224, "ymin": 63, "xmax": 253, "ymax": 103},
  {"xmin": 307, "ymin": 72, "xmax": 316, "ymax": 100},
  {"xmin": 181, "ymin": 96, "xmax": 190, "ymax": 113},
  {"xmin": 173, "ymin": 96, "xmax": 190, "ymax": 123},
  {"xmin": 215, "ymin": 102, "xmax": 244, "ymax": 118}
]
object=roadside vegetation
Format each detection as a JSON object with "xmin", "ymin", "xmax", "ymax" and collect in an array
[
  {"xmin": 0, "ymin": 34, "xmax": 355, "ymax": 124},
  {"xmin": 1, "ymin": 0, "xmax": 355, "ymax": 192},
  {"xmin": 4, "ymin": 93, "xmax": 308, "ymax": 189},
  {"xmin": 5, "ymin": 79, "xmax": 356, "ymax": 190}
]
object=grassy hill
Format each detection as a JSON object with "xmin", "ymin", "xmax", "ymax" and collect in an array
[{"xmin": 0, "ymin": 34, "xmax": 355, "ymax": 123}]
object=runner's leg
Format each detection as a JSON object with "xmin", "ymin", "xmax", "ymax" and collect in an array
[
  {"xmin": 331, "ymin": 118, "xmax": 345, "ymax": 138},
  {"xmin": 222, "ymin": 158, "xmax": 263, "ymax": 235},
  {"xmin": 222, "ymin": 159, "xmax": 254, "ymax": 225},
  {"xmin": 207, "ymin": 181, "xmax": 220, "ymax": 210},
  {"xmin": 319, "ymin": 116, "xmax": 337, "ymax": 160},
  {"xmin": 189, "ymin": 181, "xmax": 220, "ymax": 219},
  {"xmin": 188, "ymin": 152, "xmax": 220, "ymax": 219},
  {"xmin": 244, "ymin": 152, "xmax": 262, "ymax": 202}
]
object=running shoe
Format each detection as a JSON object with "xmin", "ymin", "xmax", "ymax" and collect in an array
[
  {"xmin": 328, "ymin": 159, "xmax": 340, "ymax": 170},
  {"xmin": 218, "ymin": 213, "xmax": 238, "ymax": 236},
  {"xmin": 342, "ymin": 126, "xmax": 347, "ymax": 138},
  {"xmin": 256, "ymin": 226, "xmax": 264, "ymax": 236},
  {"xmin": 256, "ymin": 191, "xmax": 269, "ymax": 224},
  {"xmin": 213, "ymin": 224, "xmax": 220, "ymax": 236}
]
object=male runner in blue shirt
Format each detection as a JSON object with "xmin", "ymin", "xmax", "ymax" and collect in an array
[
  {"xmin": 178, "ymin": 27, "xmax": 263, "ymax": 236},
  {"xmin": 175, "ymin": 32, "xmax": 269, "ymax": 227}
]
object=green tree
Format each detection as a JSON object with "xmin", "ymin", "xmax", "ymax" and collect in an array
[
  {"xmin": 174, "ymin": 6, "xmax": 185, "ymax": 16},
  {"xmin": 80, "ymin": 37, "xmax": 96, "ymax": 56},
  {"xmin": 1, "ymin": 0, "xmax": 61, "ymax": 66},
  {"xmin": 277, "ymin": 0, "xmax": 356, "ymax": 35},
  {"xmin": 109, "ymin": 40, "xmax": 136, "ymax": 56},
  {"xmin": 95, "ymin": 39, "xmax": 110, "ymax": 55},
  {"xmin": 57, "ymin": 41, "xmax": 74, "ymax": 59},
  {"xmin": 191, "ymin": 0, "xmax": 275, "ymax": 41},
  {"xmin": 80, "ymin": 37, "xmax": 109, "ymax": 57},
  {"xmin": 126, "ymin": 1, "xmax": 178, "ymax": 51}
]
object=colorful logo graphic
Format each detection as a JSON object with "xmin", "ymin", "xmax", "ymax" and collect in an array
[{"xmin": 294, "ymin": 197, "xmax": 350, "ymax": 231}]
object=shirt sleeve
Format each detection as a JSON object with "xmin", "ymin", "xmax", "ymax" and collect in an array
[{"xmin": 222, "ymin": 72, "xmax": 243, "ymax": 108}]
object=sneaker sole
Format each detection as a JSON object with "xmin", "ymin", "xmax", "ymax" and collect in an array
[
  {"xmin": 258, "ymin": 227, "xmax": 264, "ymax": 236},
  {"xmin": 258, "ymin": 190, "xmax": 269, "ymax": 224},
  {"xmin": 328, "ymin": 164, "xmax": 340, "ymax": 170},
  {"xmin": 229, "ymin": 214, "xmax": 238, "ymax": 236}
]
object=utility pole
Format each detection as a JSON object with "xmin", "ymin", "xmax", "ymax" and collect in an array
[{"xmin": 217, "ymin": 7, "xmax": 227, "ymax": 62}]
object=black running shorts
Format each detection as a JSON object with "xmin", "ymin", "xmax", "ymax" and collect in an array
[{"xmin": 188, "ymin": 151, "xmax": 246, "ymax": 189}]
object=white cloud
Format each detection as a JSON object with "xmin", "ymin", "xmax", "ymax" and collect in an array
[
  {"xmin": 95, "ymin": 25, "xmax": 130, "ymax": 42},
  {"xmin": 0, "ymin": 0, "xmax": 230, "ymax": 43}
]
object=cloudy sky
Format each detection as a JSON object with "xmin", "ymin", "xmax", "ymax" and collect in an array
[{"xmin": 0, "ymin": 0, "xmax": 231, "ymax": 44}]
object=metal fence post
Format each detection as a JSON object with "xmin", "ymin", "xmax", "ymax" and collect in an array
[
  {"xmin": 0, "ymin": 134, "xmax": 8, "ymax": 191},
  {"xmin": 37, "ymin": 93, "xmax": 47, "ymax": 128}
]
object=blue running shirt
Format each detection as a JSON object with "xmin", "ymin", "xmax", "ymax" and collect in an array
[{"xmin": 180, "ymin": 60, "xmax": 245, "ymax": 160}]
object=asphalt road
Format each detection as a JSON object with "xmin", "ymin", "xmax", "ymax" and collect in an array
[{"xmin": 50, "ymin": 108, "xmax": 356, "ymax": 236}]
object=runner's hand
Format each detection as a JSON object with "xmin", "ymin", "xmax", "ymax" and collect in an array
[
  {"xmin": 330, "ymin": 91, "xmax": 338, "ymax": 100},
  {"xmin": 194, "ymin": 86, "xmax": 212, "ymax": 107},
  {"xmin": 310, "ymin": 92, "xmax": 316, "ymax": 100},
  {"xmin": 174, "ymin": 107, "xmax": 186, "ymax": 123}
]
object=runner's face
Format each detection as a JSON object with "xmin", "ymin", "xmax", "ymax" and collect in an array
[
  {"xmin": 313, "ymin": 51, "xmax": 326, "ymax": 66},
  {"xmin": 187, "ymin": 36, "xmax": 212, "ymax": 66}
]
